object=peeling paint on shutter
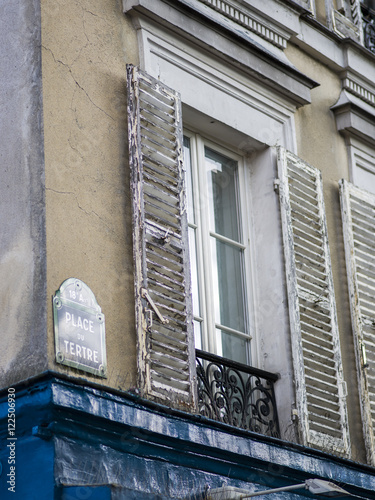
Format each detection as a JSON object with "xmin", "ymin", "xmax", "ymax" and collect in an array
[
  {"xmin": 278, "ymin": 148, "xmax": 350, "ymax": 457},
  {"xmin": 329, "ymin": 0, "xmax": 363, "ymax": 42},
  {"xmin": 127, "ymin": 64, "xmax": 196, "ymax": 410},
  {"xmin": 340, "ymin": 179, "xmax": 375, "ymax": 465}
]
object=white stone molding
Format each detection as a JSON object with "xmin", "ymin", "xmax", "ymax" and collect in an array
[
  {"xmin": 196, "ymin": 0, "xmax": 288, "ymax": 48},
  {"xmin": 124, "ymin": 0, "xmax": 317, "ymax": 108},
  {"xmin": 343, "ymin": 77, "xmax": 375, "ymax": 107},
  {"xmin": 133, "ymin": 16, "xmax": 300, "ymax": 148}
]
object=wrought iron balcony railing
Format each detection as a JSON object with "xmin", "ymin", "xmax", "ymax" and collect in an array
[
  {"xmin": 196, "ymin": 349, "xmax": 280, "ymax": 438},
  {"xmin": 362, "ymin": 4, "xmax": 375, "ymax": 53}
]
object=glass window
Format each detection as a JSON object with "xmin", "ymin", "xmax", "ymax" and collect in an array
[{"xmin": 184, "ymin": 134, "xmax": 252, "ymax": 365}]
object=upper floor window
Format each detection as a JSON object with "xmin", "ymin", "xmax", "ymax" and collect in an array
[
  {"xmin": 127, "ymin": 64, "xmax": 351, "ymax": 456},
  {"xmin": 327, "ymin": 0, "xmax": 375, "ymax": 53},
  {"xmin": 184, "ymin": 134, "xmax": 252, "ymax": 365},
  {"xmin": 361, "ymin": 0, "xmax": 375, "ymax": 53}
]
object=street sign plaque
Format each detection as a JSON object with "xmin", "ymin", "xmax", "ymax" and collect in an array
[{"xmin": 53, "ymin": 278, "xmax": 107, "ymax": 378}]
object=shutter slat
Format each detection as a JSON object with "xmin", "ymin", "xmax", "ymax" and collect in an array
[
  {"xmin": 144, "ymin": 209, "xmax": 181, "ymax": 232},
  {"xmin": 140, "ymin": 121, "xmax": 177, "ymax": 145},
  {"xmin": 278, "ymin": 147, "xmax": 350, "ymax": 457},
  {"xmin": 151, "ymin": 339, "xmax": 189, "ymax": 358},
  {"xmin": 291, "ymin": 209, "xmax": 321, "ymax": 229},
  {"xmin": 147, "ymin": 264, "xmax": 185, "ymax": 287},
  {"xmin": 290, "ymin": 185, "xmax": 320, "ymax": 207},
  {"xmin": 143, "ymin": 171, "xmax": 180, "ymax": 196},
  {"xmin": 144, "ymin": 190, "xmax": 180, "ymax": 214},
  {"xmin": 143, "ymin": 142, "xmax": 179, "ymax": 168},
  {"xmin": 127, "ymin": 64, "xmax": 196, "ymax": 410},
  {"xmin": 151, "ymin": 376, "xmax": 190, "ymax": 394},
  {"xmin": 294, "ymin": 251, "xmax": 326, "ymax": 272},
  {"xmin": 146, "ymin": 237, "xmax": 184, "ymax": 257},
  {"xmin": 340, "ymin": 179, "xmax": 375, "ymax": 465},
  {"xmin": 298, "ymin": 279, "xmax": 330, "ymax": 298},
  {"xmin": 141, "ymin": 131, "xmax": 177, "ymax": 155},
  {"xmin": 305, "ymin": 370, "xmax": 342, "ymax": 389},
  {"xmin": 146, "ymin": 251, "xmax": 184, "ymax": 275},
  {"xmin": 293, "ymin": 224, "xmax": 325, "ymax": 247},
  {"xmin": 356, "ymin": 265, "xmax": 375, "ymax": 282},
  {"xmin": 143, "ymin": 156, "xmax": 180, "ymax": 183},
  {"xmin": 151, "ymin": 324, "xmax": 187, "ymax": 342},
  {"xmin": 142, "ymin": 135, "xmax": 178, "ymax": 162},
  {"xmin": 294, "ymin": 235, "xmax": 325, "ymax": 257},
  {"xmin": 302, "ymin": 327, "xmax": 334, "ymax": 346},
  {"xmin": 304, "ymin": 358, "xmax": 340, "ymax": 379},
  {"xmin": 352, "ymin": 222, "xmax": 375, "ymax": 242},
  {"xmin": 308, "ymin": 394, "xmax": 341, "ymax": 412},
  {"xmin": 148, "ymin": 277, "xmax": 185, "ymax": 299},
  {"xmin": 302, "ymin": 339, "xmax": 336, "ymax": 360}
]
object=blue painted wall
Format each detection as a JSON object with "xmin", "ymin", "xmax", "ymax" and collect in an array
[
  {"xmin": 0, "ymin": 432, "xmax": 54, "ymax": 499},
  {"xmin": 1, "ymin": 374, "xmax": 375, "ymax": 499}
]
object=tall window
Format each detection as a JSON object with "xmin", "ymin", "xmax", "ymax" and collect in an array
[{"xmin": 184, "ymin": 133, "xmax": 252, "ymax": 365}]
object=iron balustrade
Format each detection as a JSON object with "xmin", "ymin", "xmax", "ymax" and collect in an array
[
  {"xmin": 195, "ymin": 349, "xmax": 280, "ymax": 438},
  {"xmin": 362, "ymin": 4, "xmax": 375, "ymax": 54}
]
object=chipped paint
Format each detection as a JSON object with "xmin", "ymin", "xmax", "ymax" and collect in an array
[
  {"xmin": 4, "ymin": 376, "xmax": 375, "ymax": 498},
  {"xmin": 277, "ymin": 147, "xmax": 350, "ymax": 458},
  {"xmin": 127, "ymin": 65, "xmax": 197, "ymax": 411},
  {"xmin": 339, "ymin": 179, "xmax": 375, "ymax": 465}
]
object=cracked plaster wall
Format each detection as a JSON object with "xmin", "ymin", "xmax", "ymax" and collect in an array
[
  {"xmin": 41, "ymin": 0, "xmax": 139, "ymax": 390},
  {"xmin": 0, "ymin": 0, "xmax": 48, "ymax": 386}
]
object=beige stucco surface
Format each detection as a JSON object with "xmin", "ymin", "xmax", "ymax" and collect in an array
[{"xmin": 41, "ymin": 0, "xmax": 139, "ymax": 390}]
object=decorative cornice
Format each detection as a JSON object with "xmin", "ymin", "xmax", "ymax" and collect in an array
[
  {"xmin": 197, "ymin": 0, "xmax": 288, "ymax": 48},
  {"xmin": 343, "ymin": 77, "xmax": 375, "ymax": 107}
]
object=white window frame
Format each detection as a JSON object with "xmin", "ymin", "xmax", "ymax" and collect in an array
[{"xmin": 184, "ymin": 130, "xmax": 256, "ymax": 365}]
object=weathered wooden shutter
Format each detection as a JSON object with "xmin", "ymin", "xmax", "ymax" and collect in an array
[
  {"xmin": 330, "ymin": 0, "xmax": 363, "ymax": 42},
  {"xmin": 277, "ymin": 148, "xmax": 350, "ymax": 457},
  {"xmin": 127, "ymin": 64, "xmax": 196, "ymax": 410},
  {"xmin": 340, "ymin": 179, "xmax": 375, "ymax": 465}
]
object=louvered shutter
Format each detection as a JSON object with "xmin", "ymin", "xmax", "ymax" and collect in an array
[
  {"xmin": 340, "ymin": 180, "xmax": 375, "ymax": 465},
  {"xmin": 127, "ymin": 64, "xmax": 196, "ymax": 410},
  {"xmin": 330, "ymin": 0, "xmax": 363, "ymax": 42},
  {"xmin": 277, "ymin": 147, "xmax": 350, "ymax": 456}
]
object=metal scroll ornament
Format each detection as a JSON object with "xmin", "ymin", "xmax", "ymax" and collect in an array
[
  {"xmin": 196, "ymin": 350, "xmax": 280, "ymax": 438},
  {"xmin": 362, "ymin": 6, "xmax": 375, "ymax": 53}
]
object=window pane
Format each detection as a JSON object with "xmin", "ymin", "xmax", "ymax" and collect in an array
[
  {"xmin": 194, "ymin": 320, "xmax": 202, "ymax": 350},
  {"xmin": 217, "ymin": 328, "xmax": 250, "ymax": 365},
  {"xmin": 211, "ymin": 238, "xmax": 247, "ymax": 333},
  {"xmin": 184, "ymin": 136, "xmax": 195, "ymax": 224},
  {"xmin": 205, "ymin": 147, "xmax": 241, "ymax": 242},
  {"xmin": 188, "ymin": 226, "xmax": 200, "ymax": 316}
]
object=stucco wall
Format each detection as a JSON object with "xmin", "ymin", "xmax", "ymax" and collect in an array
[
  {"xmin": 0, "ymin": 0, "xmax": 47, "ymax": 387},
  {"xmin": 41, "ymin": 0, "xmax": 139, "ymax": 390}
]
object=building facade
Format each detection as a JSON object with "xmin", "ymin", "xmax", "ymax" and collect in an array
[{"xmin": 2, "ymin": 0, "xmax": 375, "ymax": 497}]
